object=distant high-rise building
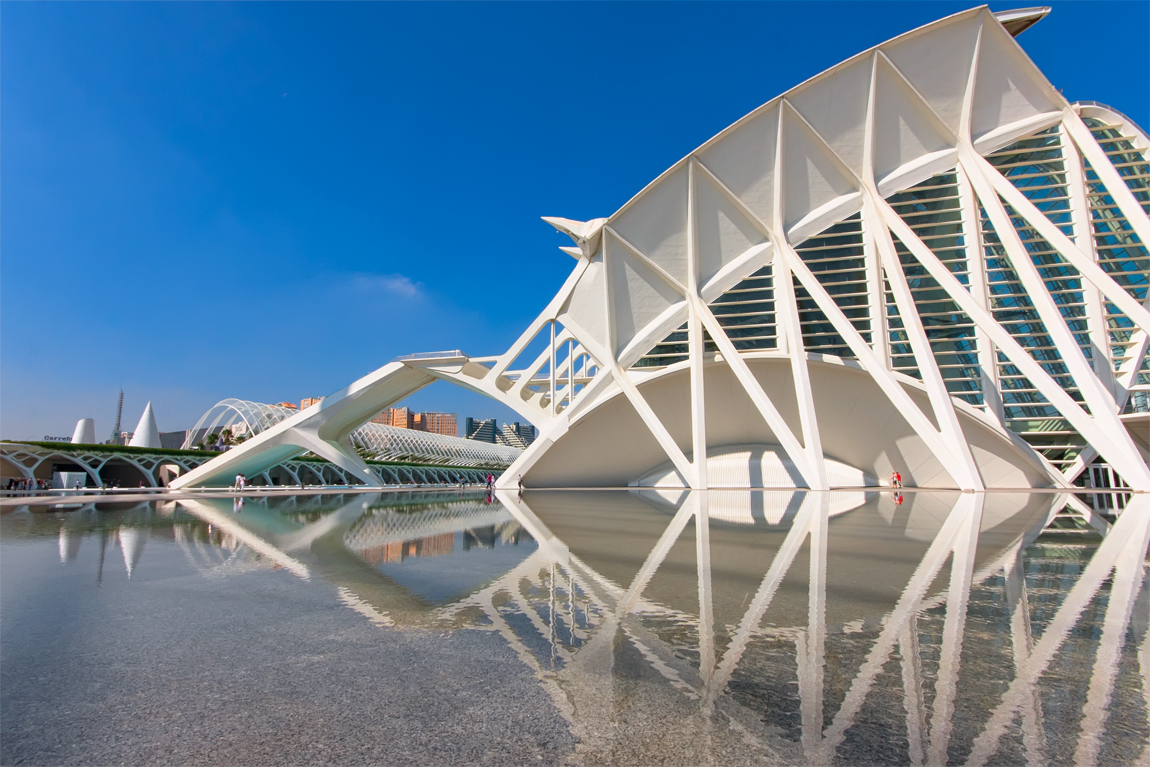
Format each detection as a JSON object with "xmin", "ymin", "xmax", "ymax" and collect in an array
[
  {"xmin": 415, "ymin": 412, "xmax": 458, "ymax": 437},
  {"xmin": 300, "ymin": 397, "xmax": 323, "ymax": 410},
  {"xmin": 464, "ymin": 417, "xmax": 497, "ymax": 443},
  {"xmin": 372, "ymin": 407, "xmax": 414, "ymax": 429},
  {"xmin": 500, "ymin": 422, "xmax": 536, "ymax": 449}
]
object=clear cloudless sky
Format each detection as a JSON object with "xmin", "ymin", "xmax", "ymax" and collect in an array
[{"xmin": 2, "ymin": 1, "xmax": 1147, "ymax": 440}]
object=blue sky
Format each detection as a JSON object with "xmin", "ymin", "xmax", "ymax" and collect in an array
[{"xmin": 3, "ymin": 1, "xmax": 1147, "ymax": 440}]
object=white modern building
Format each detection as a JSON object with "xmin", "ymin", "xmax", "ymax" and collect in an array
[{"xmin": 173, "ymin": 6, "xmax": 1149, "ymax": 492}]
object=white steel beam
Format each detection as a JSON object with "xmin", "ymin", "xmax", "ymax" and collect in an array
[
  {"xmin": 687, "ymin": 160, "xmax": 709, "ymax": 488},
  {"xmin": 869, "ymin": 199, "xmax": 985, "ymax": 489},
  {"xmin": 1063, "ymin": 109, "xmax": 1150, "ymax": 248},
  {"xmin": 877, "ymin": 198, "xmax": 1150, "ymax": 489},
  {"xmin": 785, "ymin": 250, "xmax": 972, "ymax": 487}
]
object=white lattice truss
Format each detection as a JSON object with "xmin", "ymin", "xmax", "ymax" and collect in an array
[
  {"xmin": 450, "ymin": 490, "xmax": 1150, "ymax": 766},
  {"xmin": 172, "ymin": 7, "xmax": 1150, "ymax": 491},
  {"xmin": 0, "ymin": 440, "xmax": 493, "ymax": 490},
  {"xmin": 0, "ymin": 443, "xmax": 206, "ymax": 489},
  {"xmin": 184, "ymin": 398, "xmax": 519, "ymax": 469}
]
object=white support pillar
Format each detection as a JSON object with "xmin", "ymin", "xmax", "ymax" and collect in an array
[
  {"xmin": 696, "ymin": 301, "xmax": 822, "ymax": 488},
  {"xmin": 862, "ymin": 52, "xmax": 889, "ymax": 370},
  {"xmin": 1061, "ymin": 122, "xmax": 1117, "ymax": 397},
  {"xmin": 550, "ymin": 320, "xmax": 557, "ymax": 415},
  {"xmin": 687, "ymin": 160, "xmax": 709, "ymax": 489},
  {"xmin": 962, "ymin": 153, "xmax": 1150, "ymax": 488},
  {"xmin": 878, "ymin": 197, "xmax": 1150, "ymax": 490},
  {"xmin": 971, "ymin": 147, "xmax": 1150, "ymax": 333},
  {"xmin": 869, "ymin": 198, "xmax": 984, "ymax": 489},
  {"xmin": 568, "ymin": 340, "xmax": 575, "ymax": 408},
  {"xmin": 610, "ymin": 360, "xmax": 696, "ymax": 487},
  {"xmin": 774, "ymin": 245, "xmax": 829, "ymax": 489},
  {"xmin": 1063, "ymin": 110, "xmax": 1150, "ymax": 249},
  {"xmin": 786, "ymin": 252, "xmax": 971, "ymax": 487}
]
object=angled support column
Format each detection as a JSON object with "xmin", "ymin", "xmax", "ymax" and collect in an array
[
  {"xmin": 786, "ymin": 252, "xmax": 973, "ymax": 487},
  {"xmin": 868, "ymin": 198, "xmax": 985, "ymax": 489},
  {"xmin": 611, "ymin": 361, "xmax": 696, "ymax": 487},
  {"xmin": 696, "ymin": 300, "xmax": 823, "ymax": 488},
  {"xmin": 959, "ymin": 151, "xmax": 1150, "ymax": 488},
  {"xmin": 956, "ymin": 165, "xmax": 1007, "ymax": 428},
  {"xmin": 1063, "ymin": 110, "xmax": 1150, "ymax": 248},
  {"xmin": 878, "ymin": 197, "xmax": 1150, "ymax": 490},
  {"xmin": 687, "ymin": 160, "xmax": 709, "ymax": 488},
  {"xmin": 1061, "ymin": 122, "xmax": 1117, "ymax": 397}
]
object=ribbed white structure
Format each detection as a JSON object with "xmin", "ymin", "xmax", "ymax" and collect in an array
[
  {"xmin": 183, "ymin": 398, "xmax": 520, "ymax": 471},
  {"xmin": 173, "ymin": 7, "xmax": 1149, "ymax": 491}
]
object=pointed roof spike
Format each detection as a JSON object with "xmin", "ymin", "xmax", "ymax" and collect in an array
[
  {"xmin": 992, "ymin": 7, "xmax": 1051, "ymax": 37},
  {"xmin": 542, "ymin": 216, "xmax": 608, "ymax": 259},
  {"xmin": 128, "ymin": 402, "xmax": 161, "ymax": 449}
]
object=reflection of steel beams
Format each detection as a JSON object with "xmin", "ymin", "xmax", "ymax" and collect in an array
[
  {"xmin": 176, "ymin": 499, "xmax": 311, "ymax": 580},
  {"xmin": 966, "ymin": 495, "xmax": 1150, "ymax": 767},
  {"xmin": 122, "ymin": 486, "xmax": 1147, "ymax": 764},
  {"xmin": 819, "ymin": 495, "xmax": 977, "ymax": 761},
  {"xmin": 1073, "ymin": 505, "xmax": 1148, "ymax": 767},
  {"xmin": 1004, "ymin": 540, "xmax": 1048, "ymax": 765},
  {"xmin": 927, "ymin": 494, "xmax": 981, "ymax": 766},
  {"xmin": 899, "ymin": 623, "xmax": 927, "ymax": 767}
]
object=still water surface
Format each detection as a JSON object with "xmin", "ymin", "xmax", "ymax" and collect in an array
[{"xmin": 2, "ymin": 489, "xmax": 1147, "ymax": 765}]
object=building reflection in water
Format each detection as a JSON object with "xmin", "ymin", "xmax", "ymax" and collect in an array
[{"xmin": 13, "ymin": 487, "xmax": 1148, "ymax": 764}]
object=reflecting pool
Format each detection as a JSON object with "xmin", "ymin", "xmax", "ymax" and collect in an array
[{"xmin": 2, "ymin": 489, "xmax": 1147, "ymax": 765}]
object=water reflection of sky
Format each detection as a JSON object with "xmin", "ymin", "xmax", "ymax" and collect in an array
[{"xmin": 1, "ymin": 488, "xmax": 1147, "ymax": 765}]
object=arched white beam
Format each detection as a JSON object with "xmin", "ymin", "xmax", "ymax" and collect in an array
[{"xmin": 172, "ymin": 363, "xmax": 438, "ymax": 488}]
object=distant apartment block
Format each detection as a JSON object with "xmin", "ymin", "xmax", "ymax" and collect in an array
[
  {"xmin": 299, "ymin": 397, "xmax": 323, "ymax": 410},
  {"xmin": 415, "ymin": 412, "xmax": 458, "ymax": 437},
  {"xmin": 272, "ymin": 401, "xmax": 298, "ymax": 410},
  {"xmin": 464, "ymin": 418, "xmax": 535, "ymax": 448},
  {"xmin": 372, "ymin": 407, "xmax": 414, "ymax": 429},
  {"xmin": 464, "ymin": 417, "xmax": 497, "ymax": 443},
  {"xmin": 371, "ymin": 407, "xmax": 458, "ymax": 436},
  {"xmin": 356, "ymin": 533, "xmax": 456, "ymax": 566},
  {"xmin": 501, "ymin": 422, "xmax": 536, "ymax": 450}
]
